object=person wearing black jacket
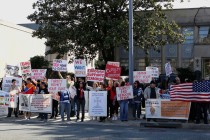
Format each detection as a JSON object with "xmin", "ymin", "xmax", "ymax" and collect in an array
[
  {"xmin": 76, "ymin": 81, "xmax": 86, "ymax": 122},
  {"xmin": 38, "ymin": 82, "xmax": 49, "ymax": 122}
]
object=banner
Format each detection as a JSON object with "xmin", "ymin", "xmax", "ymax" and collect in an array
[
  {"xmin": 116, "ymin": 85, "xmax": 133, "ymax": 101},
  {"xmin": 2, "ymin": 77, "xmax": 22, "ymax": 92},
  {"xmin": 5, "ymin": 65, "xmax": 19, "ymax": 77},
  {"xmin": 146, "ymin": 67, "xmax": 159, "ymax": 78},
  {"xmin": 145, "ymin": 99, "xmax": 191, "ymax": 120},
  {"xmin": 20, "ymin": 61, "xmax": 32, "ymax": 78},
  {"xmin": 107, "ymin": 61, "xmax": 120, "ymax": 67},
  {"xmin": 133, "ymin": 71, "xmax": 152, "ymax": 83},
  {"xmin": 87, "ymin": 69, "xmax": 105, "ymax": 82},
  {"xmin": 74, "ymin": 59, "xmax": 86, "ymax": 77},
  {"xmin": 165, "ymin": 62, "xmax": 172, "ymax": 76},
  {"xmin": 31, "ymin": 69, "xmax": 47, "ymax": 80},
  {"xmin": 19, "ymin": 94, "xmax": 31, "ymax": 112},
  {"xmin": 52, "ymin": 59, "xmax": 67, "ymax": 72},
  {"xmin": 48, "ymin": 79, "xmax": 66, "ymax": 92},
  {"xmin": 19, "ymin": 93, "xmax": 52, "ymax": 113},
  {"xmin": 0, "ymin": 90, "xmax": 17, "ymax": 108},
  {"xmin": 89, "ymin": 91, "xmax": 107, "ymax": 117},
  {"xmin": 105, "ymin": 64, "xmax": 121, "ymax": 80},
  {"xmin": 30, "ymin": 94, "xmax": 52, "ymax": 113}
]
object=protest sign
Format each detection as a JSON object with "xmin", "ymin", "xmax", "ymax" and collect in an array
[
  {"xmin": 133, "ymin": 71, "xmax": 152, "ymax": 83},
  {"xmin": 89, "ymin": 91, "xmax": 107, "ymax": 117},
  {"xmin": 84, "ymin": 91, "xmax": 89, "ymax": 111},
  {"xmin": 52, "ymin": 59, "xmax": 67, "ymax": 72},
  {"xmin": 87, "ymin": 69, "xmax": 105, "ymax": 82},
  {"xmin": 74, "ymin": 59, "xmax": 86, "ymax": 77},
  {"xmin": 31, "ymin": 69, "xmax": 47, "ymax": 80},
  {"xmin": 5, "ymin": 65, "xmax": 19, "ymax": 77},
  {"xmin": 107, "ymin": 61, "xmax": 120, "ymax": 67},
  {"xmin": 105, "ymin": 64, "xmax": 121, "ymax": 80},
  {"xmin": 9, "ymin": 90, "xmax": 17, "ymax": 108},
  {"xmin": 19, "ymin": 94, "xmax": 31, "ymax": 112},
  {"xmin": 165, "ymin": 62, "xmax": 172, "ymax": 76},
  {"xmin": 48, "ymin": 79, "xmax": 66, "ymax": 92},
  {"xmin": 0, "ymin": 90, "xmax": 9, "ymax": 106},
  {"xmin": 145, "ymin": 99, "xmax": 191, "ymax": 120},
  {"xmin": 30, "ymin": 94, "xmax": 52, "ymax": 113},
  {"xmin": 146, "ymin": 67, "xmax": 159, "ymax": 78},
  {"xmin": 116, "ymin": 85, "xmax": 133, "ymax": 101},
  {"xmin": 20, "ymin": 61, "xmax": 32, "ymax": 78},
  {"xmin": 2, "ymin": 77, "xmax": 22, "ymax": 92}
]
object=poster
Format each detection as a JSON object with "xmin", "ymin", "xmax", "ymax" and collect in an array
[
  {"xmin": 145, "ymin": 99, "xmax": 191, "ymax": 120},
  {"xmin": 165, "ymin": 62, "xmax": 172, "ymax": 76},
  {"xmin": 116, "ymin": 85, "xmax": 133, "ymax": 101},
  {"xmin": 5, "ymin": 65, "xmax": 19, "ymax": 77},
  {"xmin": 146, "ymin": 67, "xmax": 159, "ymax": 78},
  {"xmin": 52, "ymin": 59, "xmax": 67, "ymax": 72},
  {"xmin": 48, "ymin": 79, "xmax": 66, "ymax": 101},
  {"xmin": 30, "ymin": 94, "xmax": 52, "ymax": 113},
  {"xmin": 9, "ymin": 90, "xmax": 17, "ymax": 108},
  {"xmin": 2, "ymin": 77, "xmax": 22, "ymax": 92},
  {"xmin": 31, "ymin": 69, "xmax": 47, "ymax": 80},
  {"xmin": 87, "ymin": 69, "xmax": 105, "ymax": 82},
  {"xmin": 133, "ymin": 71, "xmax": 152, "ymax": 83},
  {"xmin": 0, "ymin": 90, "xmax": 9, "ymax": 106},
  {"xmin": 74, "ymin": 59, "xmax": 86, "ymax": 77},
  {"xmin": 107, "ymin": 61, "xmax": 120, "ymax": 67},
  {"xmin": 19, "ymin": 94, "xmax": 31, "ymax": 112},
  {"xmin": 20, "ymin": 61, "xmax": 32, "ymax": 78},
  {"xmin": 89, "ymin": 91, "xmax": 107, "ymax": 117},
  {"xmin": 105, "ymin": 64, "xmax": 121, "ymax": 80},
  {"xmin": 48, "ymin": 79, "xmax": 66, "ymax": 92}
]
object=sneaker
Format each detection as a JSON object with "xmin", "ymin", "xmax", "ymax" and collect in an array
[
  {"xmin": 112, "ymin": 117, "xmax": 115, "ymax": 121},
  {"xmin": 114, "ymin": 116, "xmax": 118, "ymax": 120}
]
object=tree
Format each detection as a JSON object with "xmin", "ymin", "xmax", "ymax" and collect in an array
[
  {"xmin": 30, "ymin": 55, "xmax": 49, "ymax": 69},
  {"xmin": 28, "ymin": 0, "xmax": 184, "ymax": 67}
]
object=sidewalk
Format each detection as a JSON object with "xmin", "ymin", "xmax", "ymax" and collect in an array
[{"xmin": 1, "ymin": 114, "xmax": 210, "ymax": 130}]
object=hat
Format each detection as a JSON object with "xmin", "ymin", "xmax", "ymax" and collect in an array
[{"xmin": 150, "ymin": 81, "xmax": 156, "ymax": 84}]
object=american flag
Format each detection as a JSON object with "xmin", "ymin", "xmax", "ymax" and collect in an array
[{"xmin": 170, "ymin": 81, "xmax": 210, "ymax": 102}]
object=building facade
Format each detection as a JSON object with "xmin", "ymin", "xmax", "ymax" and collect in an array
[{"xmin": 115, "ymin": 7, "xmax": 210, "ymax": 78}]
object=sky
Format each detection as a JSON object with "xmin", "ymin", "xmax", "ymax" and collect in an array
[{"xmin": 0, "ymin": 0, "xmax": 210, "ymax": 24}]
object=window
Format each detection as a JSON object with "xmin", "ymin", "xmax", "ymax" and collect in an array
[
  {"xmin": 135, "ymin": 59, "xmax": 145, "ymax": 71},
  {"xmin": 199, "ymin": 26, "xmax": 210, "ymax": 44},
  {"xmin": 182, "ymin": 27, "xmax": 194, "ymax": 44}
]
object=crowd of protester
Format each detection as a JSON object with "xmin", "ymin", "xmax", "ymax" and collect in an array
[{"xmin": 0, "ymin": 75, "xmax": 209, "ymax": 124}]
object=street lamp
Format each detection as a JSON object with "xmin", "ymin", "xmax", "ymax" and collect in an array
[{"xmin": 129, "ymin": 0, "xmax": 134, "ymax": 84}]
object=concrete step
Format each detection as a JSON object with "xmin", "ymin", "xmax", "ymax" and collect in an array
[{"xmin": 140, "ymin": 122, "xmax": 182, "ymax": 128}]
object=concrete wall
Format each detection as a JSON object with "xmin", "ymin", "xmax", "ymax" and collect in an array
[{"xmin": 0, "ymin": 20, "xmax": 46, "ymax": 77}]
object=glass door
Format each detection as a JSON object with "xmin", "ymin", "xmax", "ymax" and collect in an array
[{"xmin": 202, "ymin": 58, "xmax": 210, "ymax": 80}]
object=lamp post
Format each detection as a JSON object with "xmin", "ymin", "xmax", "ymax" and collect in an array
[{"xmin": 129, "ymin": 0, "xmax": 134, "ymax": 84}]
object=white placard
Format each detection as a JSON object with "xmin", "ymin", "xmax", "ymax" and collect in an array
[
  {"xmin": 20, "ymin": 61, "xmax": 32, "ymax": 78},
  {"xmin": 165, "ymin": 62, "xmax": 172, "ymax": 76},
  {"xmin": 9, "ymin": 90, "xmax": 17, "ymax": 108},
  {"xmin": 19, "ymin": 94, "xmax": 31, "ymax": 112},
  {"xmin": 116, "ymin": 85, "xmax": 133, "ymax": 101},
  {"xmin": 31, "ymin": 69, "xmax": 47, "ymax": 80},
  {"xmin": 89, "ymin": 91, "xmax": 107, "ymax": 117},
  {"xmin": 52, "ymin": 59, "xmax": 67, "ymax": 72},
  {"xmin": 30, "ymin": 94, "xmax": 52, "ymax": 113},
  {"xmin": 0, "ymin": 106, "xmax": 8, "ymax": 116},
  {"xmin": 48, "ymin": 79, "xmax": 67, "ymax": 92},
  {"xmin": 84, "ymin": 91, "xmax": 89, "ymax": 112},
  {"xmin": 2, "ymin": 77, "xmax": 22, "ymax": 92},
  {"xmin": 145, "ymin": 99, "xmax": 161, "ymax": 118},
  {"xmin": 5, "ymin": 65, "xmax": 19, "ymax": 77},
  {"xmin": 146, "ymin": 67, "xmax": 159, "ymax": 78},
  {"xmin": 133, "ymin": 71, "xmax": 152, "ymax": 83},
  {"xmin": 74, "ymin": 59, "xmax": 86, "ymax": 77},
  {"xmin": 87, "ymin": 69, "xmax": 105, "ymax": 82}
]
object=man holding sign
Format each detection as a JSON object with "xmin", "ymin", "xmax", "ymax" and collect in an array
[{"xmin": 7, "ymin": 79, "xmax": 21, "ymax": 118}]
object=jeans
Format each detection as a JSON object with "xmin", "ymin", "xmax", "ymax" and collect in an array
[
  {"xmin": 51, "ymin": 99, "xmax": 58, "ymax": 118},
  {"xmin": 120, "ymin": 100, "xmax": 128, "ymax": 121},
  {"xmin": 132, "ymin": 102, "xmax": 141, "ymax": 118},
  {"xmin": 77, "ymin": 99, "xmax": 85, "ymax": 120},
  {"xmin": 60, "ymin": 102, "xmax": 71, "ymax": 121}
]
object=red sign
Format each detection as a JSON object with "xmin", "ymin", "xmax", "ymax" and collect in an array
[
  {"xmin": 87, "ymin": 69, "xmax": 105, "ymax": 82},
  {"xmin": 105, "ymin": 64, "xmax": 121, "ymax": 80}
]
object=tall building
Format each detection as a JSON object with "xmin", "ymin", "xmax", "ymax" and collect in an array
[{"xmin": 115, "ymin": 7, "xmax": 210, "ymax": 79}]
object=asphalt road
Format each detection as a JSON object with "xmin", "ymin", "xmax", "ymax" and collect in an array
[{"xmin": 0, "ymin": 120, "xmax": 210, "ymax": 140}]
